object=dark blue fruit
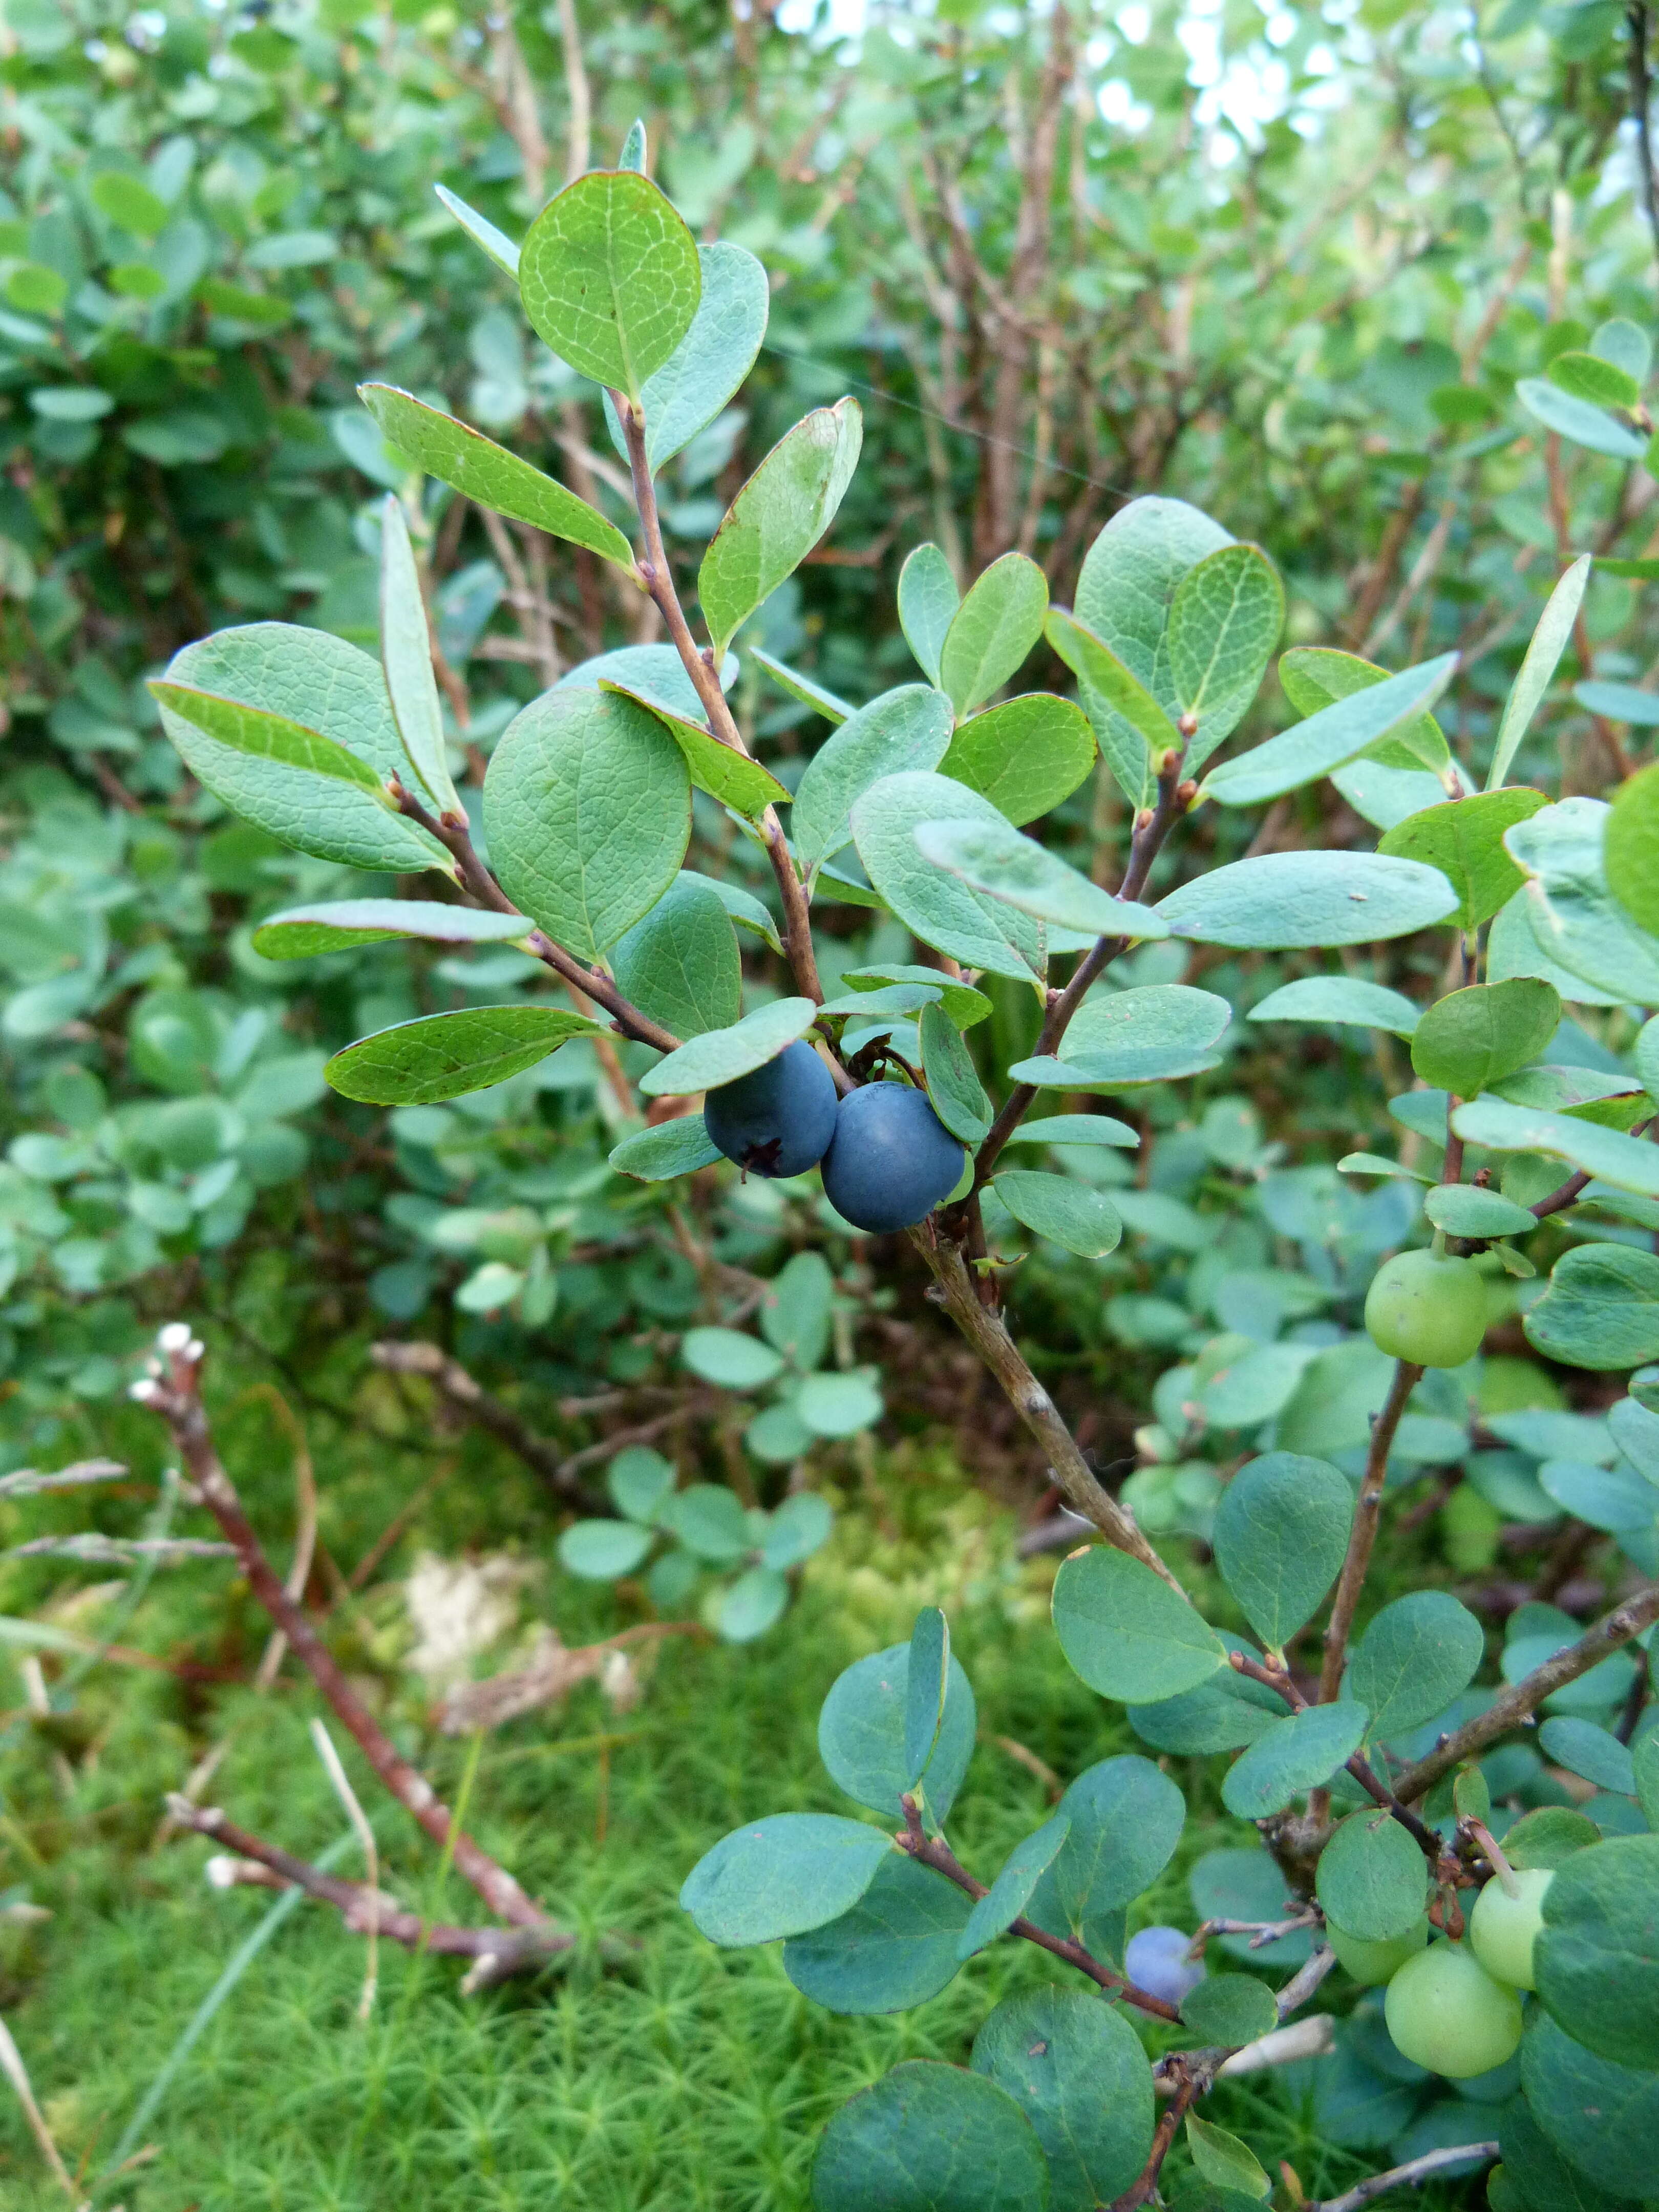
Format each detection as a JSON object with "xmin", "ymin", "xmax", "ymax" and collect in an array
[
  {"xmin": 819, "ymin": 1082, "xmax": 966, "ymax": 1234},
  {"xmin": 704, "ymin": 1040, "xmax": 838, "ymax": 1178}
]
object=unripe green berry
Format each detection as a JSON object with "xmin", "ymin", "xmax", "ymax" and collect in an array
[
  {"xmin": 1383, "ymin": 1940, "xmax": 1523, "ymax": 2078},
  {"xmin": 1364, "ymin": 1249, "xmax": 1487, "ymax": 1368},
  {"xmin": 1469, "ymin": 1866, "xmax": 1554, "ymax": 1991},
  {"xmin": 1326, "ymin": 1914, "xmax": 1429, "ymax": 1987}
]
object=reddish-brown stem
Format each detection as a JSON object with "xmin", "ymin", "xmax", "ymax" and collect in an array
[
  {"xmin": 1110, "ymin": 2070, "xmax": 1195, "ymax": 2210},
  {"xmin": 166, "ymin": 1798, "xmax": 589, "ymax": 1982},
  {"xmin": 1392, "ymin": 1580, "xmax": 1659, "ymax": 1802},
  {"xmin": 1318, "ymin": 1360, "xmax": 1423, "ymax": 1707},
  {"xmin": 971, "ymin": 747, "xmax": 1191, "ymax": 1193},
  {"xmin": 895, "ymin": 1797, "xmax": 1181, "ymax": 2021},
  {"xmin": 613, "ymin": 394, "xmax": 825, "ymax": 1008},
  {"xmin": 390, "ymin": 782, "xmax": 683, "ymax": 1056},
  {"xmin": 1229, "ymin": 1655, "xmax": 1443, "ymax": 1862},
  {"xmin": 138, "ymin": 1336, "xmax": 549, "ymax": 1931}
]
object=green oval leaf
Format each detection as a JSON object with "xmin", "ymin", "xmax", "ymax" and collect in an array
[
  {"xmin": 938, "ymin": 551, "xmax": 1047, "ymax": 716},
  {"xmin": 1315, "ymin": 1809, "xmax": 1430, "ymax": 1942},
  {"xmin": 1378, "ymin": 789, "xmax": 1549, "ymax": 928},
  {"xmin": 639, "ymin": 997, "xmax": 819, "ymax": 1099},
  {"xmin": 972, "ymin": 1988, "xmax": 1154, "ymax": 2207},
  {"xmin": 898, "ymin": 543, "xmax": 960, "ymax": 689},
  {"xmin": 1221, "ymin": 1701, "xmax": 1369, "ymax": 1818},
  {"xmin": 1607, "ymin": 761, "xmax": 1659, "ymax": 937},
  {"xmin": 698, "ymin": 399, "xmax": 862, "ymax": 659},
  {"xmin": 483, "ymin": 685, "xmax": 691, "ymax": 960},
  {"xmin": 992, "ymin": 1169, "xmax": 1122, "ymax": 1258},
  {"xmin": 1203, "ymin": 653, "xmax": 1458, "ymax": 808},
  {"xmin": 812, "ymin": 2062, "xmax": 1050, "ymax": 2212},
  {"xmin": 1409, "ymin": 979, "xmax": 1561, "ymax": 1097},
  {"xmin": 956, "ymin": 1814, "xmax": 1071, "ymax": 1959},
  {"xmin": 938, "ymin": 693, "xmax": 1097, "ymax": 828},
  {"xmin": 912, "ymin": 816, "xmax": 1166, "ymax": 940},
  {"xmin": 782, "ymin": 1855, "xmax": 973, "ymax": 2015},
  {"xmin": 251, "ymin": 900, "xmax": 530, "ymax": 961},
  {"xmin": 519, "ymin": 168, "xmax": 701, "ymax": 399},
  {"xmin": 359, "ymin": 384, "xmax": 637, "ymax": 572},
  {"xmin": 1348, "ymin": 1591, "xmax": 1485, "ymax": 1742},
  {"xmin": 852, "ymin": 771, "xmax": 1048, "ymax": 981},
  {"xmin": 1247, "ymin": 977, "xmax": 1421, "ymax": 1035},
  {"xmin": 326, "ymin": 1005, "xmax": 602, "ymax": 1104},
  {"xmin": 1051, "ymin": 1545, "xmax": 1223, "ymax": 1703},
  {"xmin": 920, "ymin": 1002, "xmax": 993, "ymax": 1143},
  {"xmin": 607, "ymin": 1112, "xmax": 721, "ymax": 1181},
  {"xmin": 680, "ymin": 1812, "xmax": 891, "ymax": 1947},
  {"xmin": 612, "ymin": 877, "xmax": 741, "ymax": 1039},
  {"xmin": 1211, "ymin": 1450, "xmax": 1355, "ymax": 1649},
  {"xmin": 1157, "ymin": 850, "xmax": 1458, "ymax": 948},
  {"xmin": 818, "ymin": 1643, "xmax": 977, "ymax": 1826},
  {"xmin": 1167, "ymin": 541, "xmax": 1283, "ymax": 772},
  {"xmin": 793, "ymin": 685, "xmax": 956, "ymax": 868}
]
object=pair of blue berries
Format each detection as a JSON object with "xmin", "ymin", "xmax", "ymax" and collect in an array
[{"xmin": 704, "ymin": 1041, "xmax": 965, "ymax": 1235}]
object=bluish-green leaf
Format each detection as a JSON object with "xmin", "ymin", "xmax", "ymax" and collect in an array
[
  {"xmin": 1516, "ymin": 376, "xmax": 1647, "ymax": 459},
  {"xmin": 1179, "ymin": 1975, "xmax": 1280, "ymax": 2051},
  {"xmin": 1247, "ymin": 978, "xmax": 1420, "ymax": 1035},
  {"xmin": 1222, "ymin": 1701, "xmax": 1369, "ymax": 1818},
  {"xmin": 812, "ymin": 2062, "xmax": 1050, "ymax": 2212},
  {"xmin": 483, "ymin": 685, "xmax": 691, "ymax": 960},
  {"xmin": 639, "ymin": 997, "xmax": 818, "ymax": 1098},
  {"xmin": 992, "ymin": 1170, "xmax": 1122, "ymax": 1258},
  {"xmin": 972, "ymin": 1989, "xmax": 1154, "ymax": 2209},
  {"xmin": 912, "ymin": 816, "xmax": 1166, "ymax": 940},
  {"xmin": 852, "ymin": 772, "xmax": 1047, "ymax": 981},
  {"xmin": 1452, "ymin": 1099, "xmax": 1659, "ymax": 1201},
  {"xmin": 1315, "ymin": 1809, "xmax": 1430, "ymax": 1942},
  {"xmin": 819, "ymin": 1642, "xmax": 977, "ymax": 1825},
  {"xmin": 1487, "ymin": 557, "xmax": 1591, "ymax": 791},
  {"xmin": 898, "ymin": 543, "xmax": 960, "ymax": 689},
  {"xmin": 921, "ymin": 1003, "xmax": 993, "ymax": 1143},
  {"xmin": 1536, "ymin": 1836, "xmax": 1659, "ymax": 2068},
  {"xmin": 793, "ymin": 685, "xmax": 955, "ymax": 868},
  {"xmin": 1052, "ymin": 1545, "xmax": 1223, "ymax": 1703},
  {"xmin": 1157, "ymin": 851, "xmax": 1458, "ymax": 948},
  {"xmin": 1212, "ymin": 1451, "xmax": 1354, "ymax": 1649},
  {"xmin": 1348, "ymin": 1591, "xmax": 1484, "ymax": 1742},
  {"xmin": 956, "ymin": 1814, "xmax": 1071, "ymax": 1959},
  {"xmin": 1410, "ymin": 979, "xmax": 1561, "ymax": 1097},
  {"xmin": 782, "ymin": 1855, "xmax": 973, "ymax": 2015},
  {"xmin": 251, "ymin": 900, "xmax": 530, "ymax": 961},
  {"xmin": 680, "ymin": 1812, "xmax": 890, "ymax": 1946},
  {"xmin": 904, "ymin": 1608, "xmax": 950, "ymax": 1791},
  {"xmin": 612, "ymin": 877, "xmax": 741, "ymax": 1038},
  {"xmin": 1203, "ymin": 654, "xmax": 1458, "ymax": 809},
  {"xmin": 750, "ymin": 646, "xmax": 851, "ymax": 725},
  {"xmin": 434, "ymin": 183, "xmax": 520, "ymax": 276},
  {"xmin": 377, "ymin": 494, "xmax": 457, "ymax": 814},
  {"xmin": 1608, "ymin": 761, "xmax": 1659, "ymax": 938},
  {"xmin": 607, "ymin": 1112, "xmax": 721, "ymax": 1181},
  {"xmin": 633, "ymin": 240, "xmax": 768, "ymax": 473},
  {"xmin": 680, "ymin": 1326, "xmax": 785, "ymax": 1390}
]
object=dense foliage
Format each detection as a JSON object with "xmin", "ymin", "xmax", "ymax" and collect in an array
[{"xmin": 11, "ymin": 0, "xmax": 1659, "ymax": 2204}]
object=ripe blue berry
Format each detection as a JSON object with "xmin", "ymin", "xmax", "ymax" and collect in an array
[
  {"xmin": 704, "ymin": 1041, "xmax": 838, "ymax": 1178},
  {"xmin": 819, "ymin": 1082, "xmax": 967, "ymax": 1234}
]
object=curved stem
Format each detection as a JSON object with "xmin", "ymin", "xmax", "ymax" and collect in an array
[
  {"xmin": 1317, "ymin": 1360, "xmax": 1423, "ymax": 1705},
  {"xmin": 907, "ymin": 1225, "xmax": 1184, "ymax": 1590},
  {"xmin": 614, "ymin": 394, "xmax": 824, "ymax": 1007},
  {"xmin": 390, "ymin": 783, "xmax": 682, "ymax": 1055},
  {"xmin": 971, "ymin": 746, "xmax": 1191, "ymax": 1193}
]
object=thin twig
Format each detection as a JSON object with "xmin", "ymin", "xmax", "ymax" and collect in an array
[
  {"xmin": 0, "ymin": 1459, "xmax": 125, "ymax": 1499},
  {"xmin": 614, "ymin": 394, "xmax": 830, "ymax": 1014},
  {"xmin": 309, "ymin": 1722, "xmax": 381, "ymax": 2021},
  {"xmin": 1318, "ymin": 1362, "xmax": 1423, "ymax": 1705},
  {"xmin": 169, "ymin": 1798, "xmax": 587, "ymax": 1985},
  {"xmin": 3, "ymin": 1535, "xmax": 233, "ymax": 1562},
  {"xmin": 894, "ymin": 1795, "xmax": 1181, "ymax": 2021},
  {"xmin": 1109, "ymin": 2069, "xmax": 1194, "ymax": 2211},
  {"xmin": 369, "ymin": 1341, "xmax": 601, "ymax": 1504},
  {"xmin": 0, "ymin": 2011, "xmax": 84, "ymax": 2206},
  {"xmin": 132, "ymin": 1327, "xmax": 553, "ymax": 1933},
  {"xmin": 907, "ymin": 1228, "xmax": 1184, "ymax": 1590},
  {"xmin": 1393, "ymin": 1581, "xmax": 1659, "ymax": 1802},
  {"xmin": 1310, "ymin": 2142, "xmax": 1497, "ymax": 2212}
]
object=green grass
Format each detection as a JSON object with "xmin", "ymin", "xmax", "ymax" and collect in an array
[{"xmin": 0, "ymin": 1361, "xmax": 1479, "ymax": 2209}]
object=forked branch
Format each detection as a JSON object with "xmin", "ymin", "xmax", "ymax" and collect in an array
[{"xmin": 132, "ymin": 1326, "xmax": 556, "ymax": 1936}]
